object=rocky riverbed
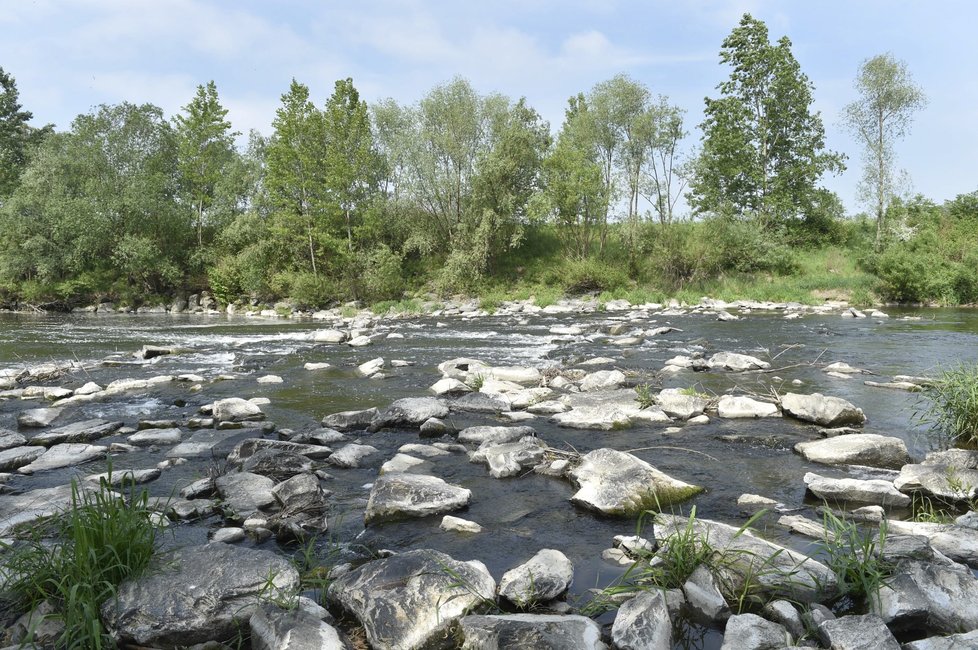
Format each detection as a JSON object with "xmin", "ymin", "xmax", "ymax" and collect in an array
[{"xmin": 1, "ymin": 297, "xmax": 978, "ymax": 648}]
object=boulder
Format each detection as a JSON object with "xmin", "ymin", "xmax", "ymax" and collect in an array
[
  {"xmin": 794, "ymin": 434, "xmax": 909, "ymax": 469},
  {"xmin": 322, "ymin": 407, "xmax": 378, "ymax": 431},
  {"xmin": 212, "ymin": 397, "xmax": 265, "ymax": 422},
  {"xmin": 430, "ymin": 377, "xmax": 472, "ymax": 396},
  {"xmin": 228, "ymin": 438, "xmax": 332, "ymax": 463},
  {"xmin": 460, "ymin": 614, "xmax": 605, "ymax": 650},
  {"xmin": 0, "ymin": 445, "xmax": 45, "ymax": 471},
  {"xmin": 441, "ymin": 515, "xmax": 482, "ymax": 533},
  {"xmin": 580, "ymin": 370, "xmax": 626, "ymax": 392},
  {"xmin": 0, "ymin": 483, "xmax": 101, "ymax": 536},
  {"xmin": 683, "ymin": 565, "xmax": 730, "ymax": 624},
  {"xmin": 128, "ymin": 427, "xmax": 182, "ymax": 446},
  {"xmin": 875, "ymin": 560, "xmax": 978, "ymax": 636},
  {"xmin": 886, "ymin": 520, "xmax": 978, "ymax": 567},
  {"xmin": 380, "ymin": 453, "xmax": 432, "ymax": 475},
  {"xmin": 313, "ymin": 329, "xmax": 348, "ymax": 343},
  {"xmin": 803, "ymin": 472, "xmax": 911, "ymax": 508},
  {"xmin": 485, "ymin": 366, "xmax": 542, "ymax": 386},
  {"xmin": 327, "ymin": 443, "xmax": 379, "ymax": 468},
  {"xmin": 894, "ymin": 463, "xmax": 978, "ymax": 501},
  {"xmin": 102, "ymin": 543, "xmax": 299, "ymax": 648},
  {"xmin": 720, "ymin": 613, "xmax": 791, "ymax": 650},
  {"xmin": 817, "ymin": 614, "xmax": 900, "ymax": 650},
  {"xmin": 552, "ymin": 405, "xmax": 632, "ymax": 430},
  {"xmin": 708, "ymin": 352, "xmax": 770, "ymax": 371},
  {"xmin": 18, "ymin": 443, "xmax": 107, "ymax": 474},
  {"xmin": 611, "ymin": 590, "xmax": 672, "ymax": 650},
  {"xmin": 451, "ymin": 392, "xmax": 511, "ymax": 413},
  {"xmin": 656, "ymin": 388, "xmax": 707, "ymax": 420},
  {"xmin": 167, "ymin": 428, "xmax": 253, "ymax": 459},
  {"xmin": 470, "ymin": 438, "xmax": 547, "ymax": 479},
  {"xmin": 242, "ymin": 449, "xmax": 313, "ymax": 480},
  {"xmin": 17, "ymin": 407, "xmax": 64, "ymax": 428},
  {"xmin": 717, "ymin": 395, "xmax": 780, "ymax": 419},
  {"xmin": 365, "ymin": 473, "xmax": 471, "ymax": 525},
  {"xmin": 780, "ymin": 392, "xmax": 865, "ymax": 427},
  {"xmin": 567, "ymin": 449, "xmax": 702, "ymax": 515},
  {"xmin": 249, "ymin": 600, "xmax": 345, "ymax": 650},
  {"xmin": 29, "ymin": 418, "xmax": 123, "ymax": 446},
  {"xmin": 369, "ymin": 398, "xmax": 449, "ymax": 431},
  {"xmin": 0, "ymin": 429, "xmax": 27, "ymax": 450},
  {"xmin": 458, "ymin": 425, "xmax": 535, "ymax": 446},
  {"xmin": 904, "ymin": 631, "xmax": 978, "ymax": 650},
  {"xmin": 215, "ymin": 472, "xmax": 277, "ymax": 519},
  {"xmin": 498, "ymin": 549, "xmax": 574, "ymax": 606},
  {"xmin": 327, "ymin": 549, "xmax": 495, "ymax": 650}
]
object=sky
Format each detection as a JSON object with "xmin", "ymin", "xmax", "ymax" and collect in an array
[{"xmin": 2, "ymin": 0, "xmax": 977, "ymax": 216}]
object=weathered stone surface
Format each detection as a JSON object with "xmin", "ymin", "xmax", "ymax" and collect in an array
[
  {"xmin": 18, "ymin": 443, "xmax": 107, "ymax": 474},
  {"xmin": 451, "ymin": 391, "xmax": 511, "ymax": 413},
  {"xmin": 817, "ymin": 614, "xmax": 900, "ymax": 650},
  {"xmin": 441, "ymin": 515, "xmax": 482, "ymax": 533},
  {"xmin": 327, "ymin": 549, "xmax": 495, "ymax": 650},
  {"xmin": 485, "ymin": 366, "xmax": 542, "ymax": 386},
  {"xmin": 458, "ymin": 425, "xmax": 535, "ymax": 445},
  {"xmin": 211, "ymin": 397, "xmax": 265, "ymax": 422},
  {"xmin": 17, "ymin": 407, "xmax": 64, "ymax": 428},
  {"xmin": 430, "ymin": 377, "xmax": 472, "ymax": 396},
  {"xmin": 313, "ymin": 329, "xmax": 348, "ymax": 343},
  {"xmin": 242, "ymin": 449, "xmax": 313, "ymax": 480},
  {"xmin": 0, "ymin": 445, "xmax": 45, "ymax": 471},
  {"xmin": 228, "ymin": 438, "xmax": 332, "ymax": 464},
  {"xmin": 761, "ymin": 599, "xmax": 806, "ymax": 639},
  {"xmin": 0, "ymin": 429, "xmax": 27, "ymax": 450},
  {"xmin": 780, "ymin": 392, "xmax": 865, "ymax": 426},
  {"xmin": 922, "ymin": 448, "xmax": 978, "ymax": 469},
  {"xmin": 567, "ymin": 448, "xmax": 702, "ymax": 515},
  {"xmin": 656, "ymin": 388, "xmax": 707, "ymax": 420},
  {"xmin": 551, "ymin": 405, "xmax": 632, "ymax": 430},
  {"xmin": 683, "ymin": 565, "xmax": 730, "ymax": 624},
  {"xmin": 380, "ymin": 453, "xmax": 432, "ymax": 475},
  {"xmin": 460, "ymin": 614, "xmax": 605, "ymax": 650},
  {"xmin": 886, "ymin": 520, "xmax": 978, "ymax": 567},
  {"xmin": 708, "ymin": 352, "xmax": 770, "ymax": 371},
  {"xmin": 0, "ymin": 483, "xmax": 100, "ymax": 535},
  {"xmin": 102, "ymin": 543, "xmax": 299, "ymax": 648},
  {"xmin": 167, "ymin": 428, "xmax": 252, "ymax": 458},
  {"xmin": 656, "ymin": 514, "xmax": 837, "ymax": 603},
  {"xmin": 498, "ymin": 549, "xmax": 574, "ymax": 607},
  {"xmin": 794, "ymin": 434, "xmax": 909, "ymax": 469},
  {"xmin": 875, "ymin": 560, "xmax": 978, "ymax": 636},
  {"xmin": 86, "ymin": 468, "xmax": 161, "ymax": 486},
  {"xmin": 328, "ymin": 443, "xmax": 379, "ymax": 468},
  {"xmin": 215, "ymin": 472, "xmax": 276, "ymax": 519},
  {"xmin": 470, "ymin": 438, "xmax": 547, "ymax": 479},
  {"xmin": 720, "ymin": 613, "xmax": 791, "ymax": 650},
  {"xmin": 365, "ymin": 473, "xmax": 471, "ymax": 525},
  {"xmin": 29, "ymin": 418, "xmax": 123, "ymax": 446},
  {"xmin": 322, "ymin": 407, "xmax": 378, "ymax": 432},
  {"xmin": 128, "ymin": 427, "xmax": 182, "ymax": 446},
  {"xmin": 894, "ymin": 463, "xmax": 978, "ymax": 501},
  {"xmin": 804, "ymin": 472, "xmax": 910, "ymax": 508},
  {"xmin": 580, "ymin": 370, "xmax": 626, "ymax": 392},
  {"xmin": 717, "ymin": 395, "xmax": 780, "ymax": 419},
  {"xmin": 904, "ymin": 631, "xmax": 978, "ymax": 650},
  {"xmin": 369, "ymin": 398, "xmax": 449, "ymax": 431},
  {"xmin": 612, "ymin": 590, "xmax": 671, "ymax": 650},
  {"xmin": 249, "ymin": 600, "xmax": 345, "ymax": 650}
]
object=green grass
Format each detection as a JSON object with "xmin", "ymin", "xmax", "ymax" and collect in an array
[
  {"xmin": 1, "ymin": 475, "xmax": 165, "ymax": 648},
  {"xmin": 818, "ymin": 509, "xmax": 891, "ymax": 612},
  {"xmin": 369, "ymin": 298, "xmax": 425, "ymax": 315},
  {"xmin": 915, "ymin": 363, "xmax": 978, "ymax": 449}
]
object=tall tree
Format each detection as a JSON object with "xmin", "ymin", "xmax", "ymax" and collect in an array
[
  {"xmin": 690, "ymin": 14, "xmax": 843, "ymax": 227},
  {"xmin": 843, "ymin": 53, "xmax": 926, "ymax": 251},
  {"xmin": 173, "ymin": 81, "xmax": 237, "ymax": 251},
  {"xmin": 0, "ymin": 66, "xmax": 51, "ymax": 200},
  {"xmin": 640, "ymin": 96, "xmax": 687, "ymax": 225}
]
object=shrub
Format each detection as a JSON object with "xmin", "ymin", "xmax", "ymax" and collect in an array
[
  {"xmin": 270, "ymin": 271, "xmax": 337, "ymax": 309},
  {"xmin": 358, "ymin": 245, "xmax": 405, "ymax": 303},
  {"xmin": 915, "ymin": 363, "xmax": 978, "ymax": 449},
  {"xmin": 549, "ymin": 258, "xmax": 629, "ymax": 294}
]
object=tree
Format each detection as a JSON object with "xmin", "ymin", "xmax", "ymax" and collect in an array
[
  {"xmin": 640, "ymin": 96, "xmax": 687, "ymax": 225},
  {"xmin": 173, "ymin": 81, "xmax": 238, "ymax": 251},
  {"xmin": 690, "ymin": 14, "xmax": 843, "ymax": 228},
  {"xmin": 843, "ymin": 53, "xmax": 926, "ymax": 251},
  {"xmin": 0, "ymin": 66, "xmax": 51, "ymax": 200}
]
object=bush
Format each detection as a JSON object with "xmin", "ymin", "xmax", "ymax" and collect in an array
[
  {"xmin": 270, "ymin": 271, "xmax": 337, "ymax": 308},
  {"xmin": 358, "ymin": 245, "xmax": 405, "ymax": 303},
  {"xmin": 915, "ymin": 364, "xmax": 978, "ymax": 449},
  {"xmin": 548, "ymin": 257, "xmax": 629, "ymax": 294}
]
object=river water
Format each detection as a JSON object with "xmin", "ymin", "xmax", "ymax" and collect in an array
[{"xmin": 2, "ymin": 306, "xmax": 977, "ymax": 646}]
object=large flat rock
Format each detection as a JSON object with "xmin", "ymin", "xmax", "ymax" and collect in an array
[
  {"xmin": 30, "ymin": 418, "xmax": 123, "ymax": 446},
  {"xmin": 18, "ymin": 443, "xmax": 107, "ymax": 474},
  {"xmin": 781, "ymin": 392, "xmax": 865, "ymax": 427},
  {"xmin": 460, "ymin": 614, "xmax": 605, "ymax": 650},
  {"xmin": 794, "ymin": 434, "xmax": 909, "ymax": 469},
  {"xmin": 365, "ymin": 473, "xmax": 471, "ymax": 525}
]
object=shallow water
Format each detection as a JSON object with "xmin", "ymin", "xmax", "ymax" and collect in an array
[{"xmin": 2, "ymin": 307, "xmax": 977, "ymax": 646}]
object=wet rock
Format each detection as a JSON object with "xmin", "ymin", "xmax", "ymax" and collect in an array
[
  {"xmin": 498, "ymin": 549, "xmax": 574, "ymax": 607},
  {"xmin": 656, "ymin": 388, "xmax": 707, "ymax": 420},
  {"xmin": 717, "ymin": 395, "xmax": 780, "ymax": 418},
  {"xmin": 18, "ymin": 443, "xmax": 107, "ymax": 474},
  {"xmin": 778, "ymin": 514, "xmax": 828, "ymax": 539},
  {"xmin": 128, "ymin": 427, "xmax": 182, "ymax": 446},
  {"xmin": 460, "ymin": 614, "xmax": 604, "ymax": 650},
  {"xmin": 507, "ymin": 387, "xmax": 555, "ymax": 409},
  {"xmin": 102, "ymin": 543, "xmax": 299, "ymax": 648},
  {"xmin": 780, "ymin": 392, "xmax": 865, "ymax": 427},
  {"xmin": 399, "ymin": 442, "xmax": 452, "ymax": 457},
  {"xmin": 212, "ymin": 527, "xmax": 246, "ymax": 543},
  {"xmin": 708, "ymin": 352, "xmax": 770, "ymax": 371},
  {"xmin": 794, "ymin": 434, "xmax": 909, "ymax": 469},
  {"xmin": 451, "ymin": 391, "xmax": 511, "ymax": 413},
  {"xmin": 655, "ymin": 514, "xmax": 837, "ymax": 603},
  {"xmin": 470, "ymin": 437, "xmax": 547, "ymax": 478},
  {"xmin": 441, "ymin": 515, "xmax": 482, "ymax": 533},
  {"xmin": 761, "ymin": 600, "xmax": 806, "ymax": 639},
  {"xmin": 347, "ymin": 335, "xmax": 373, "ymax": 347},
  {"xmin": 817, "ymin": 614, "xmax": 899, "ymax": 650},
  {"xmin": 419, "ymin": 417, "xmax": 450, "ymax": 436},
  {"xmin": 30, "ymin": 418, "xmax": 123, "ymax": 446},
  {"xmin": 256, "ymin": 374, "xmax": 283, "ymax": 384},
  {"xmin": 86, "ymin": 468, "xmax": 161, "ymax": 486},
  {"xmin": 21, "ymin": 385, "xmax": 73, "ymax": 400},
  {"xmin": 379, "ymin": 453, "xmax": 432, "ymax": 475},
  {"xmin": 215, "ymin": 472, "xmax": 276, "ymax": 519},
  {"xmin": 0, "ymin": 429, "xmax": 27, "ymax": 450},
  {"xmin": 528, "ymin": 399, "xmax": 571, "ymax": 414},
  {"xmin": 485, "ymin": 366, "xmax": 542, "ymax": 386},
  {"xmin": 611, "ymin": 590, "xmax": 671, "ymax": 650},
  {"xmin": 0, "ymin": 483, "xmax": 100, "ymax": 535},
  {"xmin": 552, "ymin": 404, "xmax": 632, "ymax": 430},
  {"xmin": 228, "ymin": 438, "xmax": 332, "ymax": 463},
  {"xmin": 922, "ymin": 448, "xmax": 978, "ymax": 469},
  {"xmin": 875, "ymin": 560, "xmax": 978, "ymax": 636},
  {"xmin": 580, "ymin": 370, "xmax": 626, "ymax": 392},
  {"xmin": 17, "ymin": 407, "xmax": 64, "ymax": 428},
  {"xmin": 327, "ymin": 443, "xmax": 379, "ymax": 468},
  {"xmin": 683, "ymin": 565, "xmax": 730, "ymax": 624},
  {"xmin": 357, "ymin": 357, "xmax": 385, "ymax": 377},
  {"xmin": 327, "ymin": 549, "xmax": 494, "ymax": 650},
  {"xmin": 458, "ymin": 425, "xmax": 535, "ymax": 446},
  {"xmin": 271, "ymin": 473, "xmax": 326, "ymax": 511},
  {"xmin": 720, "ymin": 613, "xmax": 791, "ymax": 649},
  {"xmin": 313, "ymin": 329, "xmax": 347, "ymax": 343},
  {"xmin": 303, "ymin": 361, "xmax": 332, "ymax": 370},
  {"xmin": 167, "ymin": 429, "xmax": 253, "ymax": 459},
  {"xmin": 180, "ymin": 477, "xmax": 215, "ymax": 499},
  {"xmin": 894, "ymin": 463, "xmax": 978, "ymax": 501},
  {"xmin": 567, "ymin": 448, "xmax": 702, "ymax": 515},
  {"xmin": 369, "ymin": 398, "xmax": 449, "ymax": 431},
  {"xmin": 803, "ymin": 472, "xmax": 910, "ymax": 508},
  {"xmin": 212, "ymin": 397, "xmax": 265, "ymax": 422},
  {"xmin": 0, "ymin": 445, "xmax": 45, "ymax": 471},
  {"xmin": 365, "ymin": 473, "xmax": 471, "ymax": 524},
  {"xmin": 904, "ymin": 631, "xmax": 978, "ymax": 650},
  {"xmin": 289, "ymin": 427, "xmax": 346, "ymax": 445},
  {"xmin": 429, "ymin": 377, "xmax": 472, "ymax": 396},
  {"xmin": 322, "ymin": 407, "xmax": 378, "ymax": 431},
  {"xmin": 242, "ymin": 449, "xmax": 313, "ymax": 480},
  {"xmin": 249, "ymin": 600, "xmax": 345, "ymax": 650}
]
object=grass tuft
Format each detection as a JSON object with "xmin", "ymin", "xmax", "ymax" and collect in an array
[{"xmin": 915, "ymin": 363, "xmax": 978, "ymax": 449}]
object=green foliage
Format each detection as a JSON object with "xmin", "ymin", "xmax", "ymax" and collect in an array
[
  {"xmin": 271, "ymin": 271, "xmax": 337, "ymax": 308},
  {"xmin": 358, "ymin": 244, "xmax": 405, "ymax": 303},
  {"xmin": 0, "ymin": 66, "xmax": 52, "ymax": 198},
  {"xmin": 818, "ymin": 510, "xmax": 891, "ymax": 612},
  {"xmin": 547, "ymin": 257, "xmax": 629, "ymax": 294},
  {"xmin": 2, "ymin": 475, "xmax": 164, "ymax": 648},
  {"xmin": 915, "ymin": 363, "xmax": 978, "ymax": 449},
  {"xmin": 635, "ymin": 384, "xmax": 656, "ymax": 409}
]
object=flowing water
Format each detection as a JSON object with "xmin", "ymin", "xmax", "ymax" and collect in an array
[{"xmin": 2, "ymin": 307, "xmax": 977, "ymax": 646}]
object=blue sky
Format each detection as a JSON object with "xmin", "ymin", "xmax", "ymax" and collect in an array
[{"xmin": 3, "ymin": 0, "xmax": 976, "ymax": 215}]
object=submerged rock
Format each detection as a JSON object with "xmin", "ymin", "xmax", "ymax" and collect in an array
[
  {"xmin": 780, "ymin": 392, "xmax": 865, "ymax": 427},
  {"xmin": 460, "ymin": 614, "xmax": 605, "ymax": 650},
  {"xmin": 364, "ymin": 473, "xmax": 471, "ymax": 524}
]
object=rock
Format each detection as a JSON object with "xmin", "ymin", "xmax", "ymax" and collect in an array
[
  {"xmin": 567, "ymin": 448, "xmax": 702, "ymax": 515},
  {"xmin": 794, "ymin": 434, "xmax": 909, "ymax": 469},
  {"xmin": 167, "ymin": 428, "xmax": 253, "ymax": 459},
  {"xmin": 29, "ymin": 418, "xmax": 123, "ymax": 446},
  {"xmin": 904, "ymin": 631, "xmax": 978, "ymax": 650},
  {"xmin": 0, "ymin": 445, "xmax": 45, "ymax": 471},
  {"xmin": 0, "ymin": 429, "xmax": 27, "ymax": 450},
  {"xmin": 369, "ymin": 398, "xmax": 449, "ymax": 431},
  {"xmin": 228, "ymin": 438, "xmax": 331, "ymax": 463},
  {"xmin": 328, "ymin": 443, "xmax": 379, "ymax": 468},
  {"xmin": 327, "ymin": 549, "xmax": 495, "ymax": 650},
  {"xmin": 459, "ymin": 614, "xmax": 605, "ymax": 650},
  {"xmin": 875, "ymin": 560, "xmax": 978, "ymax": 636},
  {"xmin": 429, "ymin": 377, "xmax": 472, "ymax": 396},
  {"xmin": 441, "ymin": 515, "xmax": 482, "ymax": 533},
  {"xmin": 399, "ymin": 443, "xmax": 452, "ymax": 458},
  {"xmin": 419, "ymin": 417, "xmax": 449, "ymax": 436},
  {"xmin": 212, "ymin": 397, "xmax": 265, "ymax": 422},
  {"xmin": 894, "ymin": 463, "xmax": 978, "ymax": 501},
  {"xmin": 128, "ymin": 427, "xmax": 182, "ymax": 446},
  {"xmin": 778, "ymin": 515, "xmax": 828, "ymax": 539},
  {"xmin": 717, "ymin": 395, "xmax": 780, "ymax": 418},
  {"xmin": 215, "ymin": 472, "xmax": 277, "ymax": 519},
  {"xmin": 0, "ymin": 483, "xmax": 101, "ymax": 535},
  {"xmin": 76, "ymin": 382, "xmax": 105, "ymax": 396},
  {"xmin": 313, "ymin": 329, "xmax": 347, "ymax": 343},
  {"xmin": 708, "ymin": 352, "xmax": 770, "ymax": 371},
  {"xmin": 357, "ymin": 357, "xmax": 385, "ymax": 377},
  {"xmin": 683, "ymin": 565, "xmax": 730, "ymax": 624},
  {"xmin": 470, "ymin": 438, "xmax": 547, "ymax": 478},
  {"xmin": 249, "ymin": 601, "xmax": 345, "ymax": 650},
  {"xmin": 322, "ymin": 407, "xmax": 377, "ymax": 431},
  {"xmin": 303, "ymin": 362, "xmax": 332, "ymax": 370},
  {"xmin": 817, "ymin": 614, "xmax": 899, "ymax": 650},
  {"xmin": 655, "ymin": 514, "xmax": 837, "ymax": 603},
  {"xmin": 86, "ymin": 468, "xmax": 161, "ymax": 486},
  {"xmin": 737, "ymin": 493, "xmax": 779, "ymax": 511},
  {"xmin": 458, "ymin": 425, "xmax": 536, "ymax": 446},
  {"xmin": 17, "ymin": 407, "xmax": 64, "ymax": 428},
  {"xmin": 886, "ymin": 520, "xmax": 978, "ymax": 567},
  {"xmin": 347, "ymin": 335, "xmax": 373, "ymax": 347},
  {"xmin": 611, "ymin": 590, "xmax": 671, "ymax": 650},
  {"xmin": 256, "ymin": 374, "xmax": 283, "ymax": 384},
  {"xmin": 580, "ymin": 370, "xmax": 626, "ymax": 392},
  {"xmin": 380, "ymin": 453, "xmax": 432, "ymax": 475},
  {"xmin": 365, "ymin": 473, "xmax": 471, "ymax": 525},
  {"xmin": 720, "ymin": 613, "xmax": 791, "ymax": 649},
  {"xmin": 18, "ymin": 443, "xmax": 107, "ymax": 474},
  {"xmin": 498, "ymin": 549, "xmax": 574, "ymax": 606},
  {"xmin": 922, "ymin": 448, "xmax": 978, "ymax": 469},
  {"xmin": 485, "ymin": 366, "xmax": 542, "ymax": 385},
  {"xmin": 761, "ymin": 600, "xmax": 806, "ymax": 639},
  {"xmin": 823, "ymin": 361, "xmax": 865, "ymax": 374},
  {"xmin": 528, "ymin": 399, "xmax": 571, "ymax": 414},
  {"xmin": 551, "ymin": 404, "xmax": 632, "ymax": 430},
  {"xmin": 803, "ymin": 472, "xmax": 911, "ymax": 508},
  {"xmin": 656, "ymin": 388, "xmax": 707, "ymax": 420},
  {"xmin": 243, "ymin": 449, "xmax": 313, "ymax": 480},
  {"xmin": 271, "ymin": 473, "xmax": 326, "ymax": 511},
  {"xmin": 451, "ymin": 391, "xmax": 511, "ymax": 413},
  {"xmin": 102, "ymin": 543, "xmax": 299, "ymax": 648},
  {"xmin": 780, "ymin": 392, "xmax": 865, "ymax": 427}
]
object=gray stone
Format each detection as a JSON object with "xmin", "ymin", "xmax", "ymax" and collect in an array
[
  {"xmin": 451, "ymin": 392, "xmax": 511, "ymax": 413},
  {"xmin": 471, "ymin": 438, "xmax": 547, "ymax": 479},
  {"xmin": 794, "ymin": 434, "xmax": 909, "ymax": 469},
  {"xmin": 242, "ymin": 449, "xmax": 313, "ymax": 480},
  {"xmin": 399, "ymin": 443, "xmax": 451, "ymax": 458},
  {"xmin": 228, "ymin": 438, "xmax": 332, "ymax": 463},
  {"xmin": 128, "ymin": 427, "xmax": 182, "ymax": 446},
  {"xmin": 86, "ymin": 468, "xmax": 161, "ymax": 486},
  {"xmin": 780, "ymin": 392, "xmax": 866, "ymax": 426},
  {"xmin": 894, "ymin": 463, "xmax": 978, "ymax": 501},
  {"xmin": 365, "ymin": 473, "xmax": 471, "ymax": 525},
  {"xmin": 441, "ymin": 515, "xmax": 482, "ymax": 533},
  {"xmin": 0, "ymin": 429, "xmax": 27, "ymax": 450},
  {"xmin": 102, "ymin": 543, "xmax": 299, "ymax": 648},
  {"xmin": 580, "ymin": 370, "xmax": 626, "ymax": 392},
  {"xmin": 18, "ymin": 443, "xmax": 107, "ymax": 474},
  {"xmin": 322, "ymin": 407, "xmax": 378, "ymax": 432},
  {"xmin": 817, "ymin": 614, "xmax": 899, "ymax": 650},
  {"xmin": 498, "ymin": 549, "xmax": 574, "ymax": 607},
  {"xmin": 460, "ymin": 614, "xmax": 605, "ymax": 650},
  {"xmin": 761, "ymin": 600, "xmax": 806, "ymax": 639},
  {"xmin": 249, "ymin": 601, "xmax": 345, "ymax": 650},
  {"xmin": 568, "ymin": 448, "xmax": 702, "ymax": 515},
  {"xmin": 17, "ymin": 407, "xmax": 64, "ymax": 428},
  {"xmin": 683, "ymin": 565, "xmax": 731, "ymax": 624},
  {"xmin": 708, "ymin": 352, "xmax": 770, "ymax": 371},
  {"xmin": 717, "ymin": 395, "xmax": 780, "ymax": 418},
  {"xmin": 429, "ymin": 377, "xmax": 472, "ymax": 396},
  {"xmin": 656, "ymin": 388, "xmax": 708, "ymax": 420},
  {"xmin": 379, "ymin": 453, "xmax": 432, "ymax": 475},
  {"xmin": 212, "ymin": 397, "xmax": 265, "ymax": 422},
  {"xmin": 29, "ymin": 418, "xmax": 123, "ymax": 446},
  {"xmin": 328, "ymin": 443, "xmax": 379, "ymax": 468},
  {"xmin": 327, "ymin": 549, "xmax": 495, "ymax": 650},
  {"xmin": 904, "ymin": 631, "xmax": 978, "ymax": 650},
  {"xmin": 611, "ymin": 590, "xmax": 672, "ymax": 650},
  {"xmin": 551, "ymin": 404, "xmax": 632, "ymax": 430},
  {"xmin": 875, "ymin": 560, "xmax": 978, "ymax": 636},
  {"xmin": 803, "ymin": 472, "xmax": 911, "ymax": 508},
  {"xmin": 369, "ymin": 398, "xmax": 449, "ymax": 431},
  {"xmin": 0, "ymin": 483, "xmax": 100, "ymax": 535},
  {"xmin": 458, "ymin": 425, "xmax": 536, "ymax": 446},
  {"xmin": 215, "ymin": 472, "xmax": 277, "ymax": 519},
  {"xmin": 313, "ymin": 329, "xmax": 347, "ymax": 343},
  {"xmin": 167, "ymin": 428, "xmax": 252, "ymax": 459},
  {"xmin": 0, "ymin": 445, "xmax": 45, "ymax": 471},
  {"xmin": 886, "ymin": 520, "xmax": 978, "ymax": 567},
  {"xmin": 419, "ymin": 417, "xmax": 449, "ymax": 436},
  {"xmin": 720, "ymin": 613, "xmax": 791, "ymax": 649}
]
